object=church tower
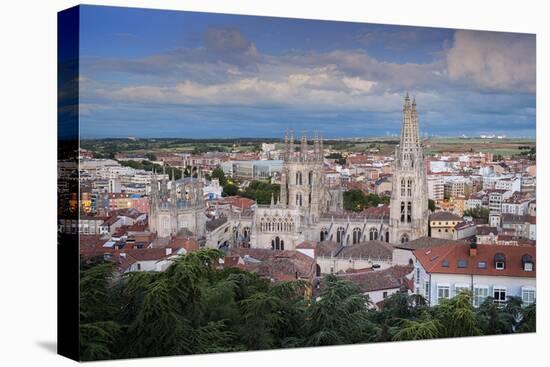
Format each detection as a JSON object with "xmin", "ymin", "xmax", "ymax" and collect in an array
[
  {"xmin": 279, "ymin": 130, "xmax": 326, "ymax": 223},
  {"xmin": 389, "ymin": 94, "xmax": 429, "ymax": 243}
]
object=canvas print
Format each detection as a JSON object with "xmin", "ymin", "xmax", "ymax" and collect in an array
[{"xmin": 57, "ymin": 5, "xmax": 536, "ymax": 361}]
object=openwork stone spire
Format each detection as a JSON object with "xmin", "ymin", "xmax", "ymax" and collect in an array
[
  {"xmin": 397, "ymin": 93, "xmax": 422, "ymax": 169},
  {"xmin": 389, "ymin": 94, "xmax": 429, "ymax": 244}
]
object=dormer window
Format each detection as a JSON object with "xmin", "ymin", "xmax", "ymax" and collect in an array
[
  {"xmin": 522, "ymin": 254, "xmax": 534, "ymax": 272},
  {"xmin": 494, "ymin": 253, "xmax": 506, "ymax": 270}
]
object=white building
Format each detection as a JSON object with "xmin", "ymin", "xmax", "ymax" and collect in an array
[
  {"xmin": 488, "ymin": 189, "xmax": 512, "ymax": 216},
  {"xmin": 502, "ymin": 197, "xmax": 532, "ymax": 216},
  {"xmin": 495, "ymin": 176, "xmax": 522, "ymax": 192},
  {"xmin": 414, "ymin": 243, "xmax": 535, "ymax": 307},
  {"xmin": 203, "ymin": 178, "xmax": 223, "ymax": 200},
  {"xmin": 427, "ymin": 175, "xmax": 444, "ymax": 201}
]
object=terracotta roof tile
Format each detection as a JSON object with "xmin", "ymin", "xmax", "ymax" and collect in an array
[
  {"xmin": 429, "ymin": 211, "xmax": 463, "ymax": 221},
  {"xmin": 414, "ymin": 243, "xmax": 535, "ymax": 278}
]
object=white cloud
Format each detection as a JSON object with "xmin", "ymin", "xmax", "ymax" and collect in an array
[
  {"xmin": 446, "ymin": 30, "xmax": 535, "ymax": 92},
  {"xmin": 342, "ymin": 77, "xmax": 376, "ymax": 92},
  {"xmin": 80, "ymin": 27, "xmax": 535, "ymax": 123}
]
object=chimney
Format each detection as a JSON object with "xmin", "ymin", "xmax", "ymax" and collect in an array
[
  {"xmin": 165, "ymin": 247, "xmax": 172, "ymax": 256},
  {"xmin": 469, "ymin": 242, "xmax": 477, "ymax": 257}
]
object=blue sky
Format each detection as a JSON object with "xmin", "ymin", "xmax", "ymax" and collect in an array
[{"xmin": 78, "ymin": 5, "xmax": 536, "ymax": 138}]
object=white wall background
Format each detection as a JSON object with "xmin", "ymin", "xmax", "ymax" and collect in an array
[{"xmin": 0, "ymin": 0, "xmax": 547, "ymax": 366}]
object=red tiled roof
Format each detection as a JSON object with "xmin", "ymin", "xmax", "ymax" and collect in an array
[
  {"xmin": 414, "ymin": 243, "xmax": 535, "ymax": 278},
  {"xmin": 169, "ymin": 236, "xmax": 199, "ymax": 252},
  {"xmin": 226, "ymin": 248, "xmax": 316, "ymax": 283},
  {"xmin": 430, "ymin": 211, "xmax": 463, "ymax": 222},
  {"xmin": 347, "ymin": 155, "xmax": 371, "ymax": 165},
  {"xmin": 213, "ymin": 196, "xmax": 256, "ymax": 209},
  {"xmin": 323, "ymin": 266, "xmax": 413, "ymax": 293}
]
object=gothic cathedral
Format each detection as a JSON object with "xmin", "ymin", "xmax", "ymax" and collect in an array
[{"xmin": 151, "ymin": 94, "xmax": 428, "ymax": 248}]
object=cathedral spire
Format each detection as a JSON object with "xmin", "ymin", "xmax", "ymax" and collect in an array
[
  {"xmin": 320, "ymin": 134, "xmax": 324, "ymax": 162},
  {"xmin": 389, "ymin": 94, "xmax": 428, "ymax": 243},
  {"xmin": 313, "ymin": 130, "xmax": 319, "ymax": 160},
  {"xmin": 398, "ymin": 93, "xmax": 421, "ymax": 166},
  {"xmin": 284, "ymin": 129, "xmax": 290, "ymax": 160},
  {"xmin": 300, "ymin": 131, "xmax": 308, "ymax": 160},
  {"xmin": 289, "ymin": 129, "xmax": 295, "ymax": 161}
]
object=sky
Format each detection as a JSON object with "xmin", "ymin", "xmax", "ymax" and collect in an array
[{"xmin": 77, "ymin": 5, "xmax": 536, "ymax": 139}]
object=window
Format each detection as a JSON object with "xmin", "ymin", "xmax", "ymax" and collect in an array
[
  {"xmin": 353, "ymin": 228, "xmax": 362, "ymax": 244},
  {"xmin": 522, "ymin": 254, "xmax": 534, "ymax": 272},
  {"xmin": 407, "ymin": 202, "xmax": 412, "ymax": 223},
  {"xmin": 442, "ymin": 259, "xmax": 449, "ymax": 267},
  {"xmin": 493, "ymin": 287, "xmax": 507, "ymax": 306},
  {"xmin": 457, "ymin": 259, "xmax": 467, "ymax": 268},
  {"xmin": 401, "ymin": 234, "xmax": 409, "ymax": 243},
  {"xmin": 415, "ymin": 267, "xmax": 420, "ymax": 283},
  {"xmin": 424, "ymin": 281, "xmax": 430, "ymax": 300},
  {"xmin": 522, "ymin": 288, "xmax": 536, "ymax": 305},
  {"xmin": 383, "ymin": 291, "xmax": 388, "ymax": 299},
  {"xmin": 477, "ymin": 261, "xmax": 487, "ymax": 269},
  {"xmin": 136, "ymin": 263, "xmax": 141, "ymax": 271},
  {"xmin": 369, "ymin": 227, "xmax": 378, "ymax": 241},
  {"xmin": 336, "ymin": 227, "xmax": 345, "ymax": 244},
  {"xmin": 494, "ymin": 253, "xmax": 506, "ymax": 270},
  {"xmin": 474, "ymin": 286, "xmax": 489, "ymax": 307},
  {"xmin": 437, "ymin": 285, "xmax": 450, "ymax": 303}
]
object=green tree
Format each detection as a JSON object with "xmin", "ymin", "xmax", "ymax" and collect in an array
[
  {"xmin": 392, "ymin": 314, "xmax": 441, "ymax": 341},
  {"xmin": 222, "ymin": 183, "xmax": 239, "ymax": 197},
  {"xmin": 303, "ymin": 275, "xmax": 375, "ymax": 346},
  {"xmin": 211, "ymin": 167, "xmax": 227, "ymax": 186},
  {"xmin": 241, "ymin": 181, "xmax": 280, "ymax": 204},
  {"xmin": 518, "ymin": 303, "xmax": 536, "ymax": 333},
  {"xmin": 325, "ymin": 152, "xmax": 346, "ymax": 165},
  {"xmin": 79, "ymin": 258, "xmax": 122, "ymax": 361},
  {"xmin": 464, "ymin": 207, "xmax": 490, "ymax": 220},
  {"xmin": 476, "ymin": 297, "xmax": 517, "ymax": 335},
  {"xmin": 343, "ymin": 190, "xmax": 389, "ymax": 212},
  {"xmin": 428, "ymin": 199, "xmax": 436, "ymax": 212},
  {"xmin": 434, "ymin": 290, "xmax": 481, "ymax": 338}
]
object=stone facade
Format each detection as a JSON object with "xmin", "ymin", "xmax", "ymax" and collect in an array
[{"xmin": 149, "ymin": 171, "xmax": 207, "ymax": 239}]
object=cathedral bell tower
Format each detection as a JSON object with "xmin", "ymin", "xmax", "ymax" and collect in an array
[
  {"xmin": 389, "ymin": 94, "xmax": 429, "ymax": 243},
  {"xmin": 279, "ymin": 130, "xmax": 325, "ymax": 223}
]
